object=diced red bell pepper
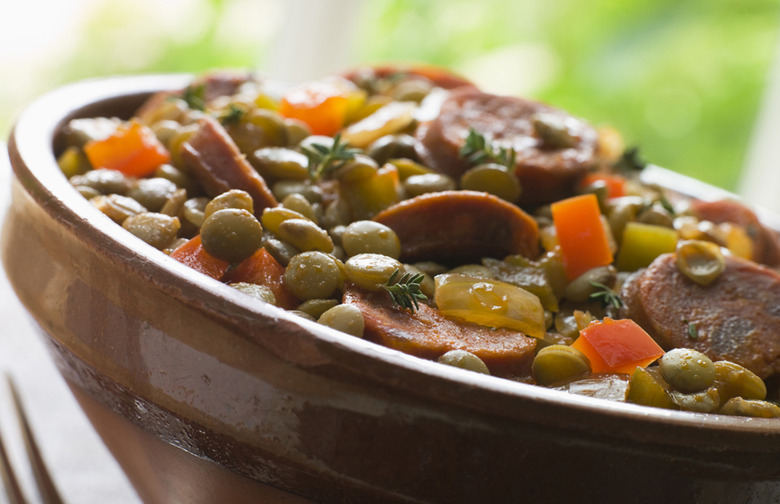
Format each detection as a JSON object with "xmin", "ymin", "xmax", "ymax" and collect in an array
[{"xmin": 571, "ymin": 318, "xmax": 664, "ymax": 374}]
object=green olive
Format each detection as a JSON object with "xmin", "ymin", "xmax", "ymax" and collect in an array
[
  {"xmin": 75, "ymin": 185, "xmax": 101, "ymax": 200},
  {"xmin": 531, "ymin": 345, "xmax": 591, "ymax": 386},
  {"xmin": 204, "ymin": 189, "xmax": 255, "ymax": 220},
  {"xmin": 604, "ymin": 196, "xmax": 643, "ymax": 244},
  {"xmin": 271, "ymin": 180, "xmax": 323, "ymax": 204},
  {"xmin": 719, "ymin": 397, "xmax": 780, "ymax": 418},
  {"xmin": 626, "ymin": 367, "xmax": 677, "ymax": 410},
  {"xmin": 63, "ymin": 117, "xmax": 122, "ymax": 148},
  {"xmin": 659, "ymin": 348, "xmax": 716, "ymax": 393},
  {"xmin": 159, "ymin": 188, "xmax": 188, "ymax": 217},
  {"xmin": 297, "ymin": 298, "xmax": 339, "ymax": 319},
  {"xmin": 403, "ymin": 173, "xmax": 456, "ymax": 197},
  {"xmin": 276, "ymin": 218, "xmax": 334, "ymax": 253},
  {"xmin": 182, "ymin": 197, "xmax": 210, "ymax": 230},
  {"xmin": 251, "ymin": 147, "xmax": 309, "ymax": 181},
  {"xmin": 284, "ymin": 118, "xmax": 311, "ymax": 146},
  {"xmin": 438, "ymin": 349, "xmax": 490, "ymax": 375},
  {"xmin": 401, "ymin": 264, "xmax": 435, "ymax": 298},
  {"xmin": 344, "ymin": 253, "xmax": 403, "ymax": 291},
  {"xmin": 262, "ymin": 236, "xmax": 299, "ymax": 267},
  {"xmin": 459, "ymin": 163, "xmax": 521, "ymax": 203},
  {"xmin": 367, "ymin": 134, "xmax": 419, "ymax": 165},
  {"xmin": 391, "ymin": 79, "xmax": 433, "ymax": 102},
  {"xmin": 333, "ymin": 154, "xmax": 379, "ymax": 182},
  {"xmin": 226, "ymin": 107, "xmax": 287, "ymax": 153},
  {"xmin": 284, "ymin": 251, "xmax": 344, "ymax": 301},
  {"xmin": 122, "ymin": 212, "xmax": 181, "ymax": 250},
  {"xmin": 229, "ymin": 282, "xmax": 277, "ymax": 305},
  {"xmin": 668, "ymin": 387, "xmax": 720, "ymax": 413},
  {"xmin": 70, "ymin": 168, "xmax": 132, "ymax": 195},
  {"xmin": 282, "ymin": 193, "xmax": 317, "ymax": 221},
  {"xmin": 91, "ymin": 194, "xmax": 147, "ymax": 224},
  {"xmin": 342, "ymin": 221, "xmax": 401, "ymax": 259},
  {"xmin": 532, "ymin": 112, "xmax": 578, "ymax": 149},
  {"xmin": 637, "ymin": 202, "xmax": 675, "ymax": 228},
  {"xmin": 57, "ymin": 146, "xmax": 91, "ymax": 178},
  {"xmin": 200, "ymin": 208, "xmax": 264, "ymax": 263},
  {"xmin": 128, "ymin": 177, "xmax": 180, "ymax": 213},
  {"xmin": 711, "ymin": 360, "xmax": 767, "ymax": 404},
  {"xmin": 150, "ymin": 120, "xmax": 182, "ymax": 148},
  {"xmin": 317, "ymin": 304, "xmax": 365, "ymax": 337},
  {"xmin": 447, "ymin": 264, "xmax": 495, "ymax": 279},
  {"xmin": 675, "ymin": 240, "xmax": 726, "ymax": 286},
  {"xmin": 564, "ymin": 265, "xmax": 617, "ymax": 303}
]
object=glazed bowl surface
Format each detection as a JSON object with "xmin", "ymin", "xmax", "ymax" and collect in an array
[{"xmin": 4, "ymin": 75, "xmax": 780, "ymax": 504}]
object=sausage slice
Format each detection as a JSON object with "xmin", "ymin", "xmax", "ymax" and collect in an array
[
  {"xmin": 690, "ymin": 199, "xmax": 780, "ymax": 267},
  {"xmin": 343, "ymin": 285, "xmax": 536, "ymax": 379},
  {"xmin": 372, "ymin": 190, "xmax": 539, "ymax": 265},
  {"xmin": 415, "ymin": 88, "xmax": 599, "ymax": 206},
  {"xmin": 621, "ymin": 253, "xmax": 780, "ymax": 379},
  {"xmin": 180, "ymin": 116, "xmax": 278, "ymax": 214}
]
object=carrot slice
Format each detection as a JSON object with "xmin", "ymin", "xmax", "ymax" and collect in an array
[
  {"xmin": 571, "ymin": 318, "xmax": 664, "ymax": 374},
  {"xmin": 170, "ymin": 235, "xmax": 230, "ymax": 280},
  {"xmin": 551, "ymin": 193, "xmax": 613, "ymax": 280},
  {"xmin": 84, "ymin": 120, "xmax": 170, "ymax": 177},
  {"xmin": 222, "ymin": 248, "xmax": 299, "ymax": 309},
  {"xmin": 278, "ymin": 78, "xmax": 355, "ymax": 136}
]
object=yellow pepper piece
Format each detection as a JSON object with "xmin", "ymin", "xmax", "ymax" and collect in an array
[
  {"xmin": 616, "ymin": 222, "xmax": 678, "ymax": 271},
  {"xmin": 434, "ymin": 273, "xmax": 546, "ymax": 338},
  {"xmin": 341, "ymin": 164, "xmax": 402, "ymax": 220},
  {"xmin": 340, "ymin": 101, "xmax": 417, "ymax": 149}
]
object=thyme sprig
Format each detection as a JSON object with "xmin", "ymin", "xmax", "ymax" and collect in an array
[
  {"xmin": 384, "ymin": 269, "xmax": 428, "ymax": 312},
  {"xmin": 302, "ymin": 133, "xmax": 361, "ymax": 180},
  {"xmin": 613, "ymin": 146, "xmax": 646, "ymax": 174},
  {"xmin": 589, "ymin": 281, "xmax": 624, "ymax": 310},
  {"xmin": 181, "ymin": 83, "xmax": 206, "ymax": 111},
  {"xmin": 459, "ymin": 128, "xmax": 517, "ymax": 170},
  {"xmin": 218, "ymin": 103, "xmax": 247, "ymax": 126},
  {"xmin": 683, "ymin": 318, "xmax": 699, "ymax": 340}
]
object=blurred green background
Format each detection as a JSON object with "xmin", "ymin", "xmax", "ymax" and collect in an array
[{"xmin": 2, "ymin": 0, "xmax": 779, "ymax": 192}]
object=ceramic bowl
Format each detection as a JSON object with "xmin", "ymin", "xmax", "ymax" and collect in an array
[{"xmin": 4, "ymin": 75, "xmax": 780, "ymax": 504}]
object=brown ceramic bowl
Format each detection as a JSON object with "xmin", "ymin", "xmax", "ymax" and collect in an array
[{"xmin": 4, "ymin": 75, "xmax": 780, "ymax": 504}]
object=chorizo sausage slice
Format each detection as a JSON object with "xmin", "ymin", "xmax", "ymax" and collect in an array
[
  {"xmin": 372, "ymin": 190, "xmax": 539, "ymax": 265},
  {"xmin": 620, "ymin": 253, "xmax": 780, "ymax": 379},
  {"xmin": 690, "ymin": 199, "xmax": 780, "ymax": 267},
  {"xmin": 414, "ymin": 87, "xmax": 599, "ymax": 206},
  {"xmin": 180, "ymin": 116, "xmax": 278, "ymax": 214},
  {"xmin": 343, "ymin": 285, "xmax": 536, "ymax": 379}
]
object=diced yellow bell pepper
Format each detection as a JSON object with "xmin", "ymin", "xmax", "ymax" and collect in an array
[
  {"xmin": 615, "ymin": 221, "xmax": 678, "ymax": 271},
  {"xmin": 341, "ymin": 164, "xmax": 402, "ymax": 220},
  {"xmin": 434, "ymin": 273, "xmax": 546, "ymax": 338},
  {"xmin": 341, "ymin": 101, "xmax": 417, "ymax": 149}
]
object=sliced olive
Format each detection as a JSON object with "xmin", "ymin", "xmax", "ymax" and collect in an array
[
  {"xmin": 200, "ymin": 208, "xmax": 264, "ymax": 263},
  {"xmin": 403, "ymin": 173, "xmax": 456, "ymax": 197},
  {"xmin": 342, "ymin": 221, "xmax": 401, "ymax": 259},
  {"xmin": 204, "ymin": 189, "xmax": 255, "ymax": 220},
  {"xmin": 344, "ymin": 253, "xmax": 403, "ymax": 291},
  {"xmin": 122, "ymin": 212, "xmax": 181, "ymax": 250},
  {"xmin": 276, "ymin": 218, "xmax": 334, "ymax": 253},
  {"xmin": 659, "ymin": 348, "xmax": 716, "ymax": 393},
  {"xmin": 719, "ymin": 397, "xmax": 780, "ymax": 418},
  {"xmin": 675, "ymin": 240, "xmax": 725, "ymax": 286},
  {"xmin": 711, "ymin": 360, "xmax": 767, "ymax": 403},
  {"xmin": 317, "ymin": 304, "xmax": 365, "ymax": 338},
  {"xmin": 438, "ymin": 350, "xmax": 490, "ymax": 375},
  {"xmin": 459, "ymin": 163, "xmax": 521, "ymax": 203},
  {"xmin": 229, "ymin": 282, "xmax": 277, "ymax": 305},
  {"xmin": 297, "ymin": 298, "xmax": 339, "ymax": 319},
  {"xmin": 532, "ymin": 345, "xmax": 591, "ymax": 386},
  {"xmin": 284, "ymin": 251, "xmax": 344, "ymax": 301},
  {"xmin": 626, "ymin": 367, "xmax": 677, "ymax": 410}
]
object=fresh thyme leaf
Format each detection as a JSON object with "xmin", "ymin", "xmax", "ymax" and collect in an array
[
  {"xmin": 301, "ymin": 133, "xmax": 361, "ymax": 180},
  {"xmin": 658, "ymin": 195, "xmax": 676, "ymax": 216},
  {"xmin": 613, "ymin": 146, "xmax": 646, "ymax": 173},
  {"xmin": 218, "ymin": 103, "xmax": 247, "ymax": 126},
  {"xmin": 683, "ymin": 319, "xmax": 699, "ymax": 340},
  {"xmin": 383, "ymin": 269, "xmax": 428, "ymax": 312},
  {"xmin": 459, "ymin": 128, "xmax": 516, "ymax": 170},
  {"xmin": 588, "ymin": 281, "xmax": 624, "ymax": 309},
  {"xmin": 182, "ymin": 83, "xmax": 206, "ymax": 111}
]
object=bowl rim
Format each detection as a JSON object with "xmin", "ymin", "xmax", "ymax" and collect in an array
[{"xmin": 7, "ymin": 73, "xmax": 780, "ymax": 450}]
